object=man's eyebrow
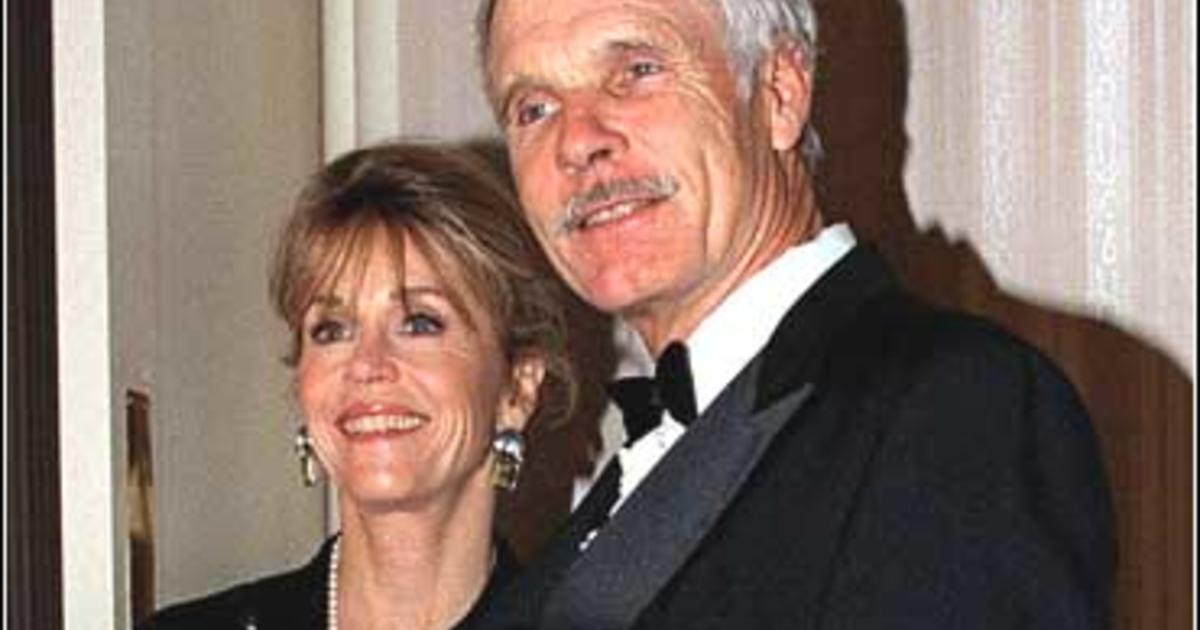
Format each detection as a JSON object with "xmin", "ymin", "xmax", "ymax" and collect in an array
[
  {"xmin": 493, "ymin": 35, "xmax": 671, "ymax": 111},
  {"xmin": 608, "ymin": 39, "xmax": 663, "ymax": 56}
]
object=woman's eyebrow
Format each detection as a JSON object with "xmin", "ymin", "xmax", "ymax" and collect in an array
[
  {"xmin": 309, "ymin": 294, "xmax": 345, "ymax": 309},
  {"xmin": 393, "ymin": 286, "xmax": 447, "ymax": 300}
]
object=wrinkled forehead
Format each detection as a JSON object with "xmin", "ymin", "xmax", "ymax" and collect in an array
[{"xmin": 484, "ymin": 0, "xmax": 726, "ymax": 101}]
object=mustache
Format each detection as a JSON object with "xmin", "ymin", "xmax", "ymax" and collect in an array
[{"xmin": 557, "ymin": 175, "xmax": 680, "ymax": 233}]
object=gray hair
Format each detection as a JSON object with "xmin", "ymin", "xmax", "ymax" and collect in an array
[{"xmin": 475, "ymin": 0, "xmax": 823, "ymax": 166}]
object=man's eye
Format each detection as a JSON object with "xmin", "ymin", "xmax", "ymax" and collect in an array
[
  {"xmin": 515, "ymin": 100, "xmax": 557, "ymax": 127},
  {"xmin": 627, "ymin": 60, "xmax": 663, "ymax": 79},
  {"xmin": 309, "ymin": 319, "xmax": 352, "ymax": 345},
  {"xmin": 399, "ymin": 313, "xmax": 444, "ymax": 336}
]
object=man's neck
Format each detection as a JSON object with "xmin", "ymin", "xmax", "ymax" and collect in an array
[{"xmin": 629, "ymin": 211, "xmax": 826, "ymax": 356}]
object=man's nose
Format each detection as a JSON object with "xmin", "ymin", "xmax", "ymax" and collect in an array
[{"xmin": 556, "ymin": 97, "xmax": 626, "ymax": 174}]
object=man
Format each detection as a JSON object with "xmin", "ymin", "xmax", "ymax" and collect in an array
[{"xmin": 475, "ymin": 0, "xmax": 1115, "ymax": 628}]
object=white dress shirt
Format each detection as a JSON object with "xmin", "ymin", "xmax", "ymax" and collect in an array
[{"xmin": 598, "ymin": 223, "xmax": 857, "ymax": 516}]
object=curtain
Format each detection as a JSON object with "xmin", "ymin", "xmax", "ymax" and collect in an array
[{"xmin": 899, "ymin": 0, "xmax": 1194, "ymax": 374}]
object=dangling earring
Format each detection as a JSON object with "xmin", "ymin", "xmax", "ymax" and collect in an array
[
  {"xmin": 294, "ymin": 425, "xmax": 318, "ymax": 487},
  {"xmin": 491, "ymin": 428, "xmax": 525, "ymax": 492}
]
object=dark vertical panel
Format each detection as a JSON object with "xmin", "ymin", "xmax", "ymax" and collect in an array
[
  {"xmin": 127, "ymin": 391, "xmax": 155, "ymax": 625},
  {"xmin": 6, "ymin": 0, "xmax": 64, "ymax": 627}
]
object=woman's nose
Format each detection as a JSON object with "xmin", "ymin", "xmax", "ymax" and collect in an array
[{"xmin": 348, "ymin": 333, "xmax": 399, "ymax": 384}]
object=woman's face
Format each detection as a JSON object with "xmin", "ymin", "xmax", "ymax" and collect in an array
[{"xmin": 295, "ymin": 232, "xmax": 538, "ymax": 513}]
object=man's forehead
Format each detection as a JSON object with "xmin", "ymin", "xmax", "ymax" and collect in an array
[{"xmin": 487, "ymin": 0, "xmax": 720, "ymax": 88}]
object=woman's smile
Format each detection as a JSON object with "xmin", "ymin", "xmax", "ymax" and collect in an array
[{"xmin": 338, "ymin": 409, "xmax": 429, "ymax": 439}]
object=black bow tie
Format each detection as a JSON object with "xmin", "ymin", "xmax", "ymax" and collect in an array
[{"xmin": 607, "ymin": 341, "xmax": 698, "ymax": 445}]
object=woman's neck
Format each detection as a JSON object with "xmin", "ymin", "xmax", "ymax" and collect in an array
[{"xmin": 334, "ymin": 479, "xmax": 497, "ymax": 629}]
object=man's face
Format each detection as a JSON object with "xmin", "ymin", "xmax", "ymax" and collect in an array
[{"xmin": 487, "ymin": 0, "xmax": 781, "ymax": 338}]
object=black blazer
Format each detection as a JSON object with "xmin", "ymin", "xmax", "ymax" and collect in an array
[
  {"xmin": 480, "ymin": 246, "xmax": 1115, "ymax": 629},
  {"xmin": 139, "ymin": 536, "xmax": 518, "ymax": 630}
]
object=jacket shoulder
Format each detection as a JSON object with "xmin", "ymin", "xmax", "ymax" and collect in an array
[
  {"xmin": 839, "ymin": 289, "xmax": 1067, "ymax": 383},
  {"xmin": 137, "ymin": 539, "xmax": 331, "ymax": 630}
]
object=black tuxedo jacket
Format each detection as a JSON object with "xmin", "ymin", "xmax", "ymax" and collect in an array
[{"xmin": 478, "ymin": 246, "xmax": 1115, "ymax": 629}]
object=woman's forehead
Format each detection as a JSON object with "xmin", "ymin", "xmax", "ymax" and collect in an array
[
  {"xmin": 303, "ymin": 225, "xmax": 495, "ymax": 331},
  {"xmin": 311, "ymin": 228, "xmax": 445, "ymax": 295}
]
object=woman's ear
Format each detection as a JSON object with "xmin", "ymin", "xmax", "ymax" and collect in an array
[
  {"xmin": 761, "ymin": 39, "xmax": 814, "ymax": 152},
  {"xmin": 497, "ymin": 355, "xmax": 546, "ymax": 432}
]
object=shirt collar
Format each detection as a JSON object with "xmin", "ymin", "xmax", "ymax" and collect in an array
[
  {"xmin": 687, "ymin": 223, "xmax": 856, "ymax": 413},
  {"xmin": 611, "ymin": 223, "xmax": 856, "ymax": 413}
]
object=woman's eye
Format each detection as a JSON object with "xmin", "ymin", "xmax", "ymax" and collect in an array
[
  {"xmin": 400, "ymin": 312, "xmax": 444, "ymax": 336},
  {"xmin": 309, "ymin": 319, "xmax": 352, "ymax": 345}
]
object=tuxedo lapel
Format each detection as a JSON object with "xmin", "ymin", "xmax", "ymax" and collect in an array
[
  {"xmin": 543, "ymin": 356, "xmax": 816, "ymax": 628},
  {"xmin": 754, "ymin": 246, "xmax": 896, "ymax": 411},
  {"xmin": 480, "ymin": 462, "xmax": 620, "ymax": 627}
]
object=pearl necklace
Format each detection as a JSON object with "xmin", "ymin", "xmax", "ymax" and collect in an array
[
  {"xmin": 327, "ymin": 536, "xmax": 341, "ymax": 630},
  {"xmin": 325, "ymin": 535, "xmax": 496, "ymax": 629}
]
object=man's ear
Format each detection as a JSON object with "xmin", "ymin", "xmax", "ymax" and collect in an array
[
  {"xmin": 761, "ymin": 39, "xmax": 814, "ymax": 151},
  {"xmin": 496, "ymin": 355, "xmax": 546, "ymax": 432}
]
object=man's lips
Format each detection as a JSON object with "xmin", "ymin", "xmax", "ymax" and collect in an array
[
  {"xmin": 557, "ymin": 175, "xmax": 681, "ymax": 234},
  {"xmin": 569, "ymin": 195, "xmax": 665, "ymax": 231}
]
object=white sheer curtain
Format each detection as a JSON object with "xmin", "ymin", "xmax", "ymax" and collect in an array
[{"xmin": 902, "ymin": 0, "xmax": 1194, "ymax": 376}]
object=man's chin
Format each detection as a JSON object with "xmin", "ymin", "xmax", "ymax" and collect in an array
[
  {"xmin": 560, "ymin": 263, "xmax": 674, "ymax": 317},
  {"xmin": 579, "ymin": 287, "xmax": 659, "ymax": 324},
  {"xmin": 574, "ymin": 288, "xmax": 636, "ymax": 316}
]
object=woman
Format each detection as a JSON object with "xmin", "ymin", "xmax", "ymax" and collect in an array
[{"xmin": 140, "ymin": 141, "xmax": 573, "ymax": 629}]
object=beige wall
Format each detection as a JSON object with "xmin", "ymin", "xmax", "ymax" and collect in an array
[
  {"xmin": 56, "ymin": 1, "xmax": 326, "ymax": 626},
  {"xmin": 141, "ymin": 1, "xmax": 327, "ymax": 610},
  {"xmin": 323, "ymin": 0, "xmax": 496, "ymax": 152}
]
